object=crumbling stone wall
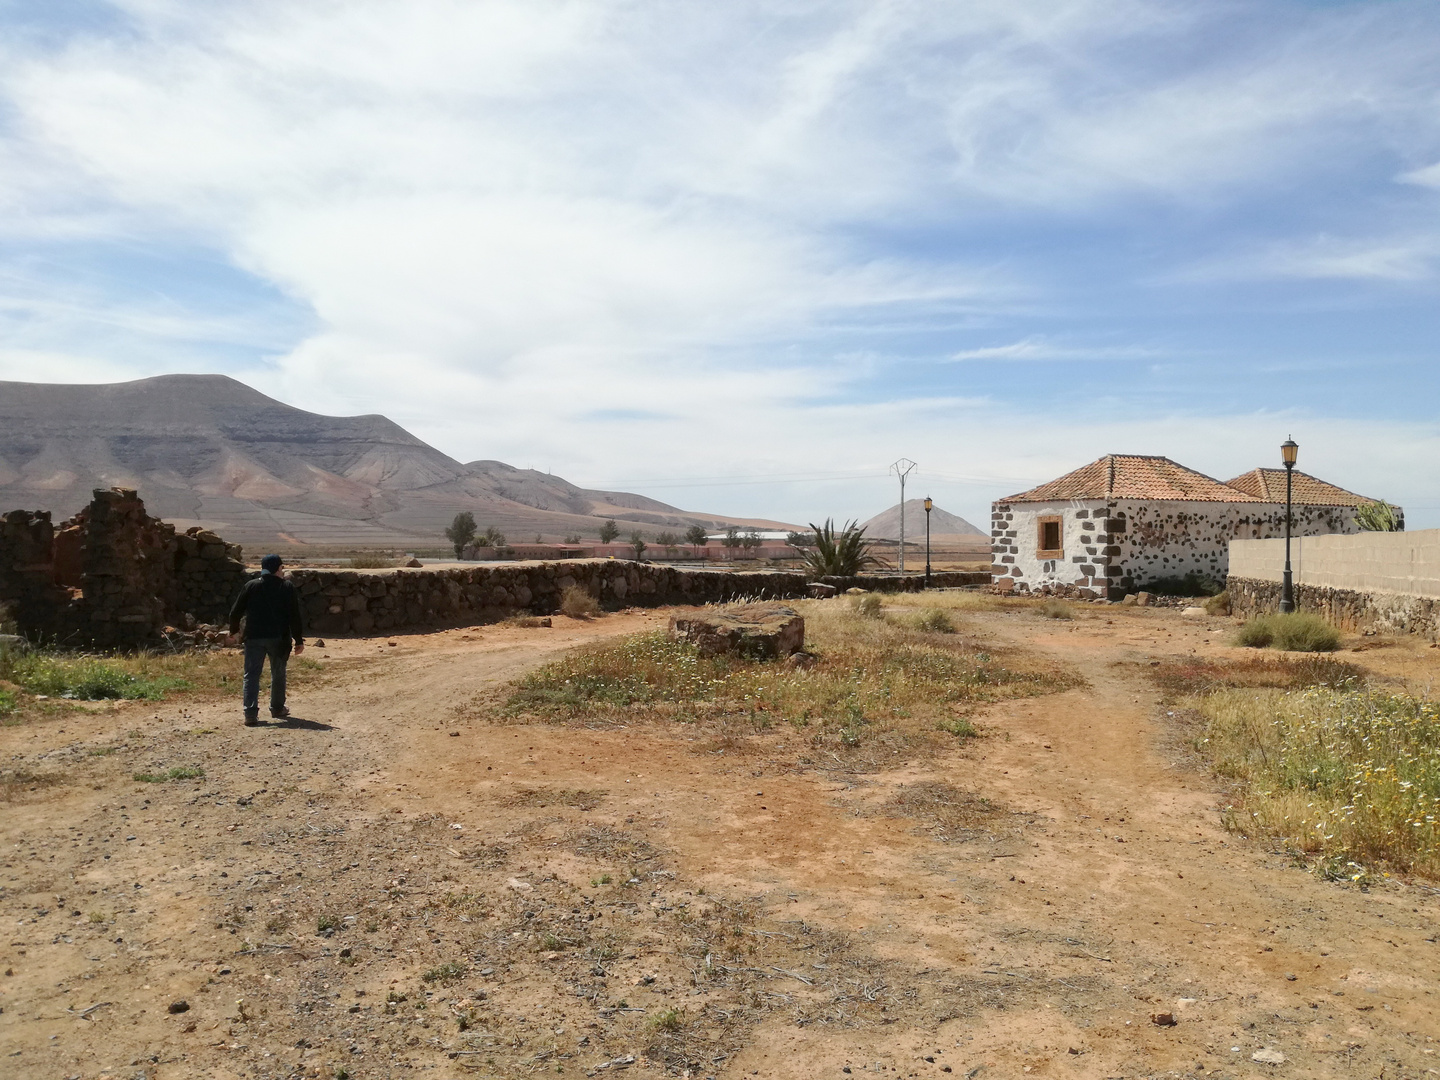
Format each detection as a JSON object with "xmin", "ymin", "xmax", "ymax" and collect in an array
[
  {"xmin": 0, "ymin": 509, "xmax": 71, "ymax": 636},
  {"xmin": 0, "ymin": 488, "xmax": 247, "ymax": 646}
]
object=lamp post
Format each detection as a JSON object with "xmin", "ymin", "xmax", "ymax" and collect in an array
[
  {"xmin": 923, "ymin": 496, "xmax": 933, "ymax": 588},
  {"xmin": 1280, "ymin": 437, "xmax": 1298, "ymax": 613}
]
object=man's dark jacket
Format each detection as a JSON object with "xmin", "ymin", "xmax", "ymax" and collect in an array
[{"xmin": 229, "ymin": 575, "xmax": 305, "ymax": 645}]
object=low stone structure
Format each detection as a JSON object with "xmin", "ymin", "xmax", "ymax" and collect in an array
[
  {"xmin": 0, "ymin": 488, "xmax": 247, "ymax": 646},
  {"xmin": 668, "ymin": 604, "xmax": 805, "ymax": 659}
]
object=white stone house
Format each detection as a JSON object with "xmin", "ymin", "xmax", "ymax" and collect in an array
[{"xmin": 990, "ymin": 455, "xmax": 1388, "ymax": 599}]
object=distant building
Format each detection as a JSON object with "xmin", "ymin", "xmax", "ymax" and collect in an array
[{"xmin": 990, "ymin": 454, "xmax": 1393, "ymax": 599}]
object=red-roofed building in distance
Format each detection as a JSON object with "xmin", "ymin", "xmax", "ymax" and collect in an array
[{"xmin": 991, "ymin": 455, "xmax": 1396, "ymax": 599}]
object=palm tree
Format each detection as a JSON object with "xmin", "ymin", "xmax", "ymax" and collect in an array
[{"xmin": 802, "ymin": 519, "xmax": 886, "ymax": 577}]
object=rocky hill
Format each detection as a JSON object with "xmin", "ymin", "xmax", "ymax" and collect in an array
[
  {"xmin": 860, "ymin": 499, "xmax": 985, "ymax": 542},
  {"xmin": 0, "ymin": 375, "xmax": 791, "ymax": 546}
]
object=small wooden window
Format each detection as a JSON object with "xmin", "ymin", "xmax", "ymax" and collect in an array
[{"xmin": 1037, "ymin": 515, "xmax": 1063, "ymax": 557}]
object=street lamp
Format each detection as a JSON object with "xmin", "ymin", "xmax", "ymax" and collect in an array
[
  {"xmin": 1280, "ymin": 437, "xmax": 1298, "ymax": 613},
  {"xmin": 923, "ymin": 496, "xmax": 933, "ymax": 588}
]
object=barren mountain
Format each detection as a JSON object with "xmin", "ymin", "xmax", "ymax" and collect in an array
[
  {"xmin": 860, "ymin": 498, "xmax": 985, "ymax": 542},
  {"xmin": 0, "ymin": 375, "xmax": 791, "ymax": 546}
]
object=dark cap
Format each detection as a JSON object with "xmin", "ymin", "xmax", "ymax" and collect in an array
[{"xmin": 260, "ymin": 554, "xmax": 283, "ymax": 574}]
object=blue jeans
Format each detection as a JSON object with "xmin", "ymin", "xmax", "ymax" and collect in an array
[{"xmin": 243, "ymin": 638, "xmax": 290, "ymax": 714}]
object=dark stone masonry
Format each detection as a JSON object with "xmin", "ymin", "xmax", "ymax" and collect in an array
[
  {"xmin": 0, "ymin": 487, "xmax": 988, "ymax": 646},
  {"xmin": 1228, "ymin": 576, "xmax": 1440, "ymax": 639},
  {"xmin": 0, "ymin": 488, "xmax": 247, "ymax": 647}
]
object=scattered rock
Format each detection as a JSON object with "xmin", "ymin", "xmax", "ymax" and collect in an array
[
  {"xmin": 403, "ymin": 557, "xmax": 422, "ymax": 568},
  {"xmin": 845, "ymin": 588, "xmax": 868, "ymax": 595},
  {"xmin": 668, "ymin": 603, "xmax": 805, "ymax": 659},
  {"xmin": 1135, "ymin": 591, "xmax": 1152, "ymax": 607},
  {"xmin": 785, "ymin": 651, "xmax": 818, "ymax": 670},
  {"xmin": 806, "ymin": 582, "xmax": 838, "ymax": 598},
  {"xmin": 1150, "ymin": 1011, "xmax": 1176, "ymax": 1026},
  {"xmin": 312, "ymin": 638, "xmax": 325, "ymax": 648},
  {"xmin": 167, "ymin": 1000, "xmax": 190, "ymax": 1014},
  {"xmin": 1251, "ymin": 1048, "xmax": 1286, "ymax": 1065},
  {"xmin": 1181, "ymin": 606, "xmax": 1206, "ymax": 617}
]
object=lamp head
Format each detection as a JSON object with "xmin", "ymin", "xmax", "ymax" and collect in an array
[
  {"xmin": 1281, "ymin": 437, "xmax": 1298, "ymax": 468},
  {"xmin": 923, "ymin": 496, "xmax": 933, "ymax": 512}
]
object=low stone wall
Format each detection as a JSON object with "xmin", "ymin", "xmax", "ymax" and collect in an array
[
  {"xmin": 818, "ymin": 571, "xmax": 988, "ymax": 593},
  {"xmin": 291, "ymin": 562, "xmax": 806, "ymax": 636},
  {"xmin": 1228, "ymin": 576, "xmax": 1440, "ymax": 639},
  {"xmin": 288, "ymin": 565, "xmax": 992, "ymax": 637}
]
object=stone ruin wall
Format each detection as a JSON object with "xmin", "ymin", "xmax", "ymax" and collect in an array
[
  {"xmin": 1, "ymin": 490, "xmax": 987, "ymax": 645},
  {"xmin": 0, "ymin": 488, "xmax": 247, "ymax": 647},
  {"xmin": 992, "ymin": 498, "xmax": 1361, "ymax": 600}
]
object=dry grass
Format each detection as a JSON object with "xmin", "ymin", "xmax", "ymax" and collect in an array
[
  {"xmin": 560, "ymin": 584, "xmax": 602, "ymax": 619},
  {"xmin": 1235, "ymin": 612, "xmax": 1342, "ymax": 652},
  {"xmin": 881, "ymin": 780, "xmax": 1034, "ymax": 846},
  {"xmin": 1200, "ymin": 685, "xmax": 1440, "ymax": 879},
  {"xmin": 502, "ymin": 602, "xmax": 1077, "ymax": 770},
  {"xmin": 1149, "ymin": 654, "xmax": 1366, "ymax": 700}
]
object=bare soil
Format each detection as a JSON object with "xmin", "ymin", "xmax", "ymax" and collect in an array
[{"xmin": 3, "ymin": 603, "xmax": 1439, "ymax": 1080}]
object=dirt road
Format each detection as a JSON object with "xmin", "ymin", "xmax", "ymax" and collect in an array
[{"xmin": 2, "ymin": 603, "xmax": 1437, "ymax": 1080}]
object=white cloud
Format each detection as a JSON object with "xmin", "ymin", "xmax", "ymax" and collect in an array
[{"xmin": 1, "ymin": 0, "xmax": 1439, "ymax": 529}]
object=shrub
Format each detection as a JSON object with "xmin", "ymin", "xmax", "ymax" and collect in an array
[
  {"xmin": 1038, "ymin": 599, "xmax": 1073, "ymax": 620},
  {"xmin": 1235, "ymin": 612, "xmax": 1340, "ymax": 652},
  {"xmin": 629, "ymin": 531, "xmax": 648, "ymax": 560},
  {"xmin": 850, "ymin": 594, "xmax": 883, "ymax": 619},
  {"xmin": 649, "ymin": 1007, "xmax": 683, "ymax": 1032},
  {"xmin": 559, "ymin": 585, "xmax": 601, "ymax": 619},
  {"xmin": 422, "ymin": 962, "xmax": 467, "ymax": 984},
  {"xmin": 1203, "ymin": 590, "xmax": 1230, "ymax": 616},
  {"xmin": 936, "ymin": 717, "xmax": 977, "ymax": 738},
  {"xmin": 803, "ymin": 519, "xmax": 886, "ymax": 577},
  {"xmin": 598, "ymin": 520, "xmax": 620, "ymax": 544},
  {"xmin": 912, "ymin": 608, "xmax": 955, "ymax": 633},
  {"xmin": 480, "ymin": 526, "xmax": 507, "ymax": 548},
  {"xmin": 0, "ymin": 688, "xmax": 15, "ymax": 717}
]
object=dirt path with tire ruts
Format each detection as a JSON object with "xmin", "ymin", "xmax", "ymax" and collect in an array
[{"xmin": 2, "ymin": 601, "xmax": 1437, "ymax": 1080}]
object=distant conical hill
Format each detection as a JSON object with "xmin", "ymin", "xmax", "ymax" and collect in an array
[
  {"xmin": 0, "ymin": 374, "xmax": 793, "ymax": 547},
  {"xmin": 860, "ymin": 499, "xmax": 984, "ymax": 541}
]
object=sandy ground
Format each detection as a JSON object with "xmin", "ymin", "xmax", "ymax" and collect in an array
[{"xmin": 3, "ymin": 602, "xmax": 1439, "ymax": 1080}]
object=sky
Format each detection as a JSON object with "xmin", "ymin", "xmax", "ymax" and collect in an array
[{"xmin": 1, "ymin": 0, "xmax": 1438, "ymax": 529}]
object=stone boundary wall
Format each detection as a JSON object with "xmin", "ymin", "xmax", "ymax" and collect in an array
[
  {"xmin": 1228, "ymin": 576, "xmax": 1440, "ymax": 639},
  {"xmin": 288, "ymin": 565, "xmax": 991, "ymax": 637}
]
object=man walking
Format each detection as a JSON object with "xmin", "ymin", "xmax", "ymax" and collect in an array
[{"xmin": 227, "ymin": 554, "xmax": 305, "ymax": 726}]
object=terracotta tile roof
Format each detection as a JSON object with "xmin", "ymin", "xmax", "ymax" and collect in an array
[
  {"xmin": 1224, "ymin": 468, "xmax": 1378, "ymax": 507},
  {"xmin": 1000, "ymin": 454, "xmax": 1263, "ymax": 503}
]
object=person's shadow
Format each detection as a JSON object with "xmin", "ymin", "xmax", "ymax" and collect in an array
[{"xmin": 269, "ymin": 715, "xmax": 333, "ymax": 730}]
